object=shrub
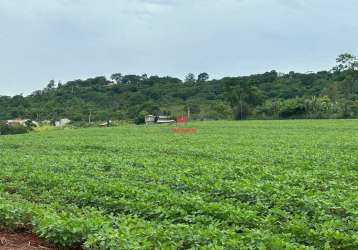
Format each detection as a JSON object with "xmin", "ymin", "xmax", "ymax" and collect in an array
[
  {"xmin": 0, "ymin": 124, "xmax": 30, "ymax": 135},
  {"xmin": 133, "ymin": 111, "xmax": 148, "ymax": 125}
]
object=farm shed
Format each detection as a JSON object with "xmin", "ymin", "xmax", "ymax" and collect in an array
[
  {"xmin": 55, "ymin": 118, "xmax": 71, "ymax": 127},
  {"xmin": 157, "ymin": 116, "xmax": 175, "ymax": 124},
  {"xmin": 145, "ymin": 115, "xmax": 156, "ymax": 124},
  {"xmin": 6, "ymin": 118, "xmax": 38, "ymax": 127},
  {"xmin": 145, "ymin": 115, "xmax": 175, "ymax": 125},
  {"xmin": 100, "ymin": 120, "xmax": 112, "ymax": 127}
]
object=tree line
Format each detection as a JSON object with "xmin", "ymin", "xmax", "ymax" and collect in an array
[{"xmin": 0, "ymin": 54, "xmax": 357, "ymax": 123}]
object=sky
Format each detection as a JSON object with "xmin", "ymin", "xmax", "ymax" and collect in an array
[{"xmin": 0, "ymin": 0, "xmax": 357, "ymax": 96}]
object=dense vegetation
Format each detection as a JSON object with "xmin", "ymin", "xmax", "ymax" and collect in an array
[
  {"xmin": 0, "ymin": 124, "xmax": 30, "ymax": 135},
  {"xmin": 0, "ymin": 120, "xmax": 35, "ymax": 135},
  {"xmin": 0, "ymin": 53, "xmax": 358, "ymax": 122},
  {"xmin": 0, "ymin": 120, "xmax": 357, "ymax": 249}
]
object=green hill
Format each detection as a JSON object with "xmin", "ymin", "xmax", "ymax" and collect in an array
[{"xmin": 1, "ymin": 54, "xmax": 357, "ymax": 122}]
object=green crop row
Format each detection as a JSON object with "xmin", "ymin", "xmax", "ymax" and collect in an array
[{"xmin": 0, "ymin": 120, "xmax": 357, "ymax": 249}]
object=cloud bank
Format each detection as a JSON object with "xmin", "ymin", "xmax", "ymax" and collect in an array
[{"xmin": 0, "ymin": 0, "xmax": 357, "ymax": 95}]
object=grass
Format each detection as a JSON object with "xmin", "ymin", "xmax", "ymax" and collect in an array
[{"xmin": 0, "ymin": 120, "xmax": 357, "ymax": 249}]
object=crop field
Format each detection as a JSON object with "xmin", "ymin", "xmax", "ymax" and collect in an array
[{"xmin": 0, "ymin": 120, "xmax": 357, "ymax": 249}]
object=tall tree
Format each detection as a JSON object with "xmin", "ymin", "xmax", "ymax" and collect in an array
[
  {"xmin": 334, "ymin": 53, "xmax": 358, "ymax": 72},
  {"xmin": 46, "ymin": 80, "xmax": 56, "ymax": 90},
  {"xmin": 110, "ymin": 73, "xmax": 123, "ymax": 84},
  {"xmin": 334, "ymin": 53, "xmax": 358, "ymax": 98},
  {"xmin": 197, "ymin": 72, "xmax": 209, "ymax": 83},
  {"xmin": 184, "ymin": 73, "xmax": 196, "ymax": 85},
  {"xmin": 224, "ymin": 78, "xmax": 264, "ymax": 120}
]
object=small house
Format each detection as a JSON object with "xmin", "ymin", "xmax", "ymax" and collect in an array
[
  {"xmin": 145, "ymin": 115, "xmax": 156, "ymax": 125},
  {"xmin": 6, "ymin": 118, "xmax": 38, "ymax": 127},
  {"xmin": 145, "ymin": 115, "xmax": 175, "ymax": 125},
  {"xmin": 157, "ymin": 116, "xmax": 175, "ymax": 124},
  {"xmin": 100, "ymin": 120, "xmax": 112, "ymax": 127},
  {"xmin": 55, "ymin": 118, "xmax": 71, "ymax": 127}
]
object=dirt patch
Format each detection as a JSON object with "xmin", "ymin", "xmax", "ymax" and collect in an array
[{"xmin": 0, "ymin": 230, "xmax": 57, "ymax": 250}]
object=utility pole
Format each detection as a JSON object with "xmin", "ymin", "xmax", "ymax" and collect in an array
[
  {"xmin": 240, "ymin": 92, "xmax": 243, "ymax": 120},
  {"xmin": 88, "ymin": 110, "xmax": 92, "ymax": 124},
  {"xmin": 187, "ymin": 106, "xmax": 191, "ymax": 120}
]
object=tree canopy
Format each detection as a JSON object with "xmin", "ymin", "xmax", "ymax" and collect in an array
[{"xmin": 1, "ymin": 54, "xmax": 358, "ymax": 122}]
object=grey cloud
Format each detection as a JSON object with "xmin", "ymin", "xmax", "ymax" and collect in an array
[
  {"xmin": 276, "ymin": 0, "xmax": 307, "ymax": 10},
  {"xmin": 0, "ymin": 0, "xmax": 357, "ymax": 95}
]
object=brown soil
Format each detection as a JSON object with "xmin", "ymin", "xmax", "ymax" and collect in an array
[{"xmin": 0, "ymin": 230, "xmax": 57, "ymax": 250}]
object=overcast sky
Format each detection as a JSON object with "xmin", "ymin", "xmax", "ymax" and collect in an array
[{"xmin": 0, "ymin": 0, "xmax": 357, "ymax": 96}]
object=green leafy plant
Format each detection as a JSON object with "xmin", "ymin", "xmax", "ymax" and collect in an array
[{"xmin": 0, "ymin": 120, "xmax": 357, "ymax": 249}]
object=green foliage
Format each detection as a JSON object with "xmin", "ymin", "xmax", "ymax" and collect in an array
[
  {"xmin": 197, "ymin": 72, "xmax": 209, "ymax": 83},
  {"xmin": 1, "ymin": 53, "xmax": 358, "ymax": 121},
  {"xmin": 0, "ymin": 124, "xmax": 30, "ymax": 135},
  {"xmin": 0, "ymin": 121, "xmax": 358, "ymax": 249},
  {"xmin": 133, "ymin": 111, "xmax": 148, "ymax": 125},
  {"xmin": 184, "ymin": 73, "xmax": 196, "ymax": 85},
  {"xmin": 334, "ymin": 53, "xmax": 358, "ymax": 72}
]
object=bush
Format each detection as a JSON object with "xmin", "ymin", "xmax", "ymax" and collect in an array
[
  {"xmin": 133, "ymin": 111, "xmax": 149, "ymax": 125},
  {"xmin": 0, "ymin": 124, "xmax": 30, "ymax": 135},
  {"xmin": 279, "ymin": 98, "xmax": 306, "ymax": 119}
]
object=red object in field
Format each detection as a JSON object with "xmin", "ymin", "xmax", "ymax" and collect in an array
[
  {"xmin": 176, "ymin": 116, "xmax": 188, "ymax": 124},
  {"xmin": 172, "ymin": 128, "xmax": 197, "ymax": 134}
]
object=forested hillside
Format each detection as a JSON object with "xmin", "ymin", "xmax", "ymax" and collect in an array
[{"xmin": 1, "ymin": 54, "xmax": 357, "ymax": 122}]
